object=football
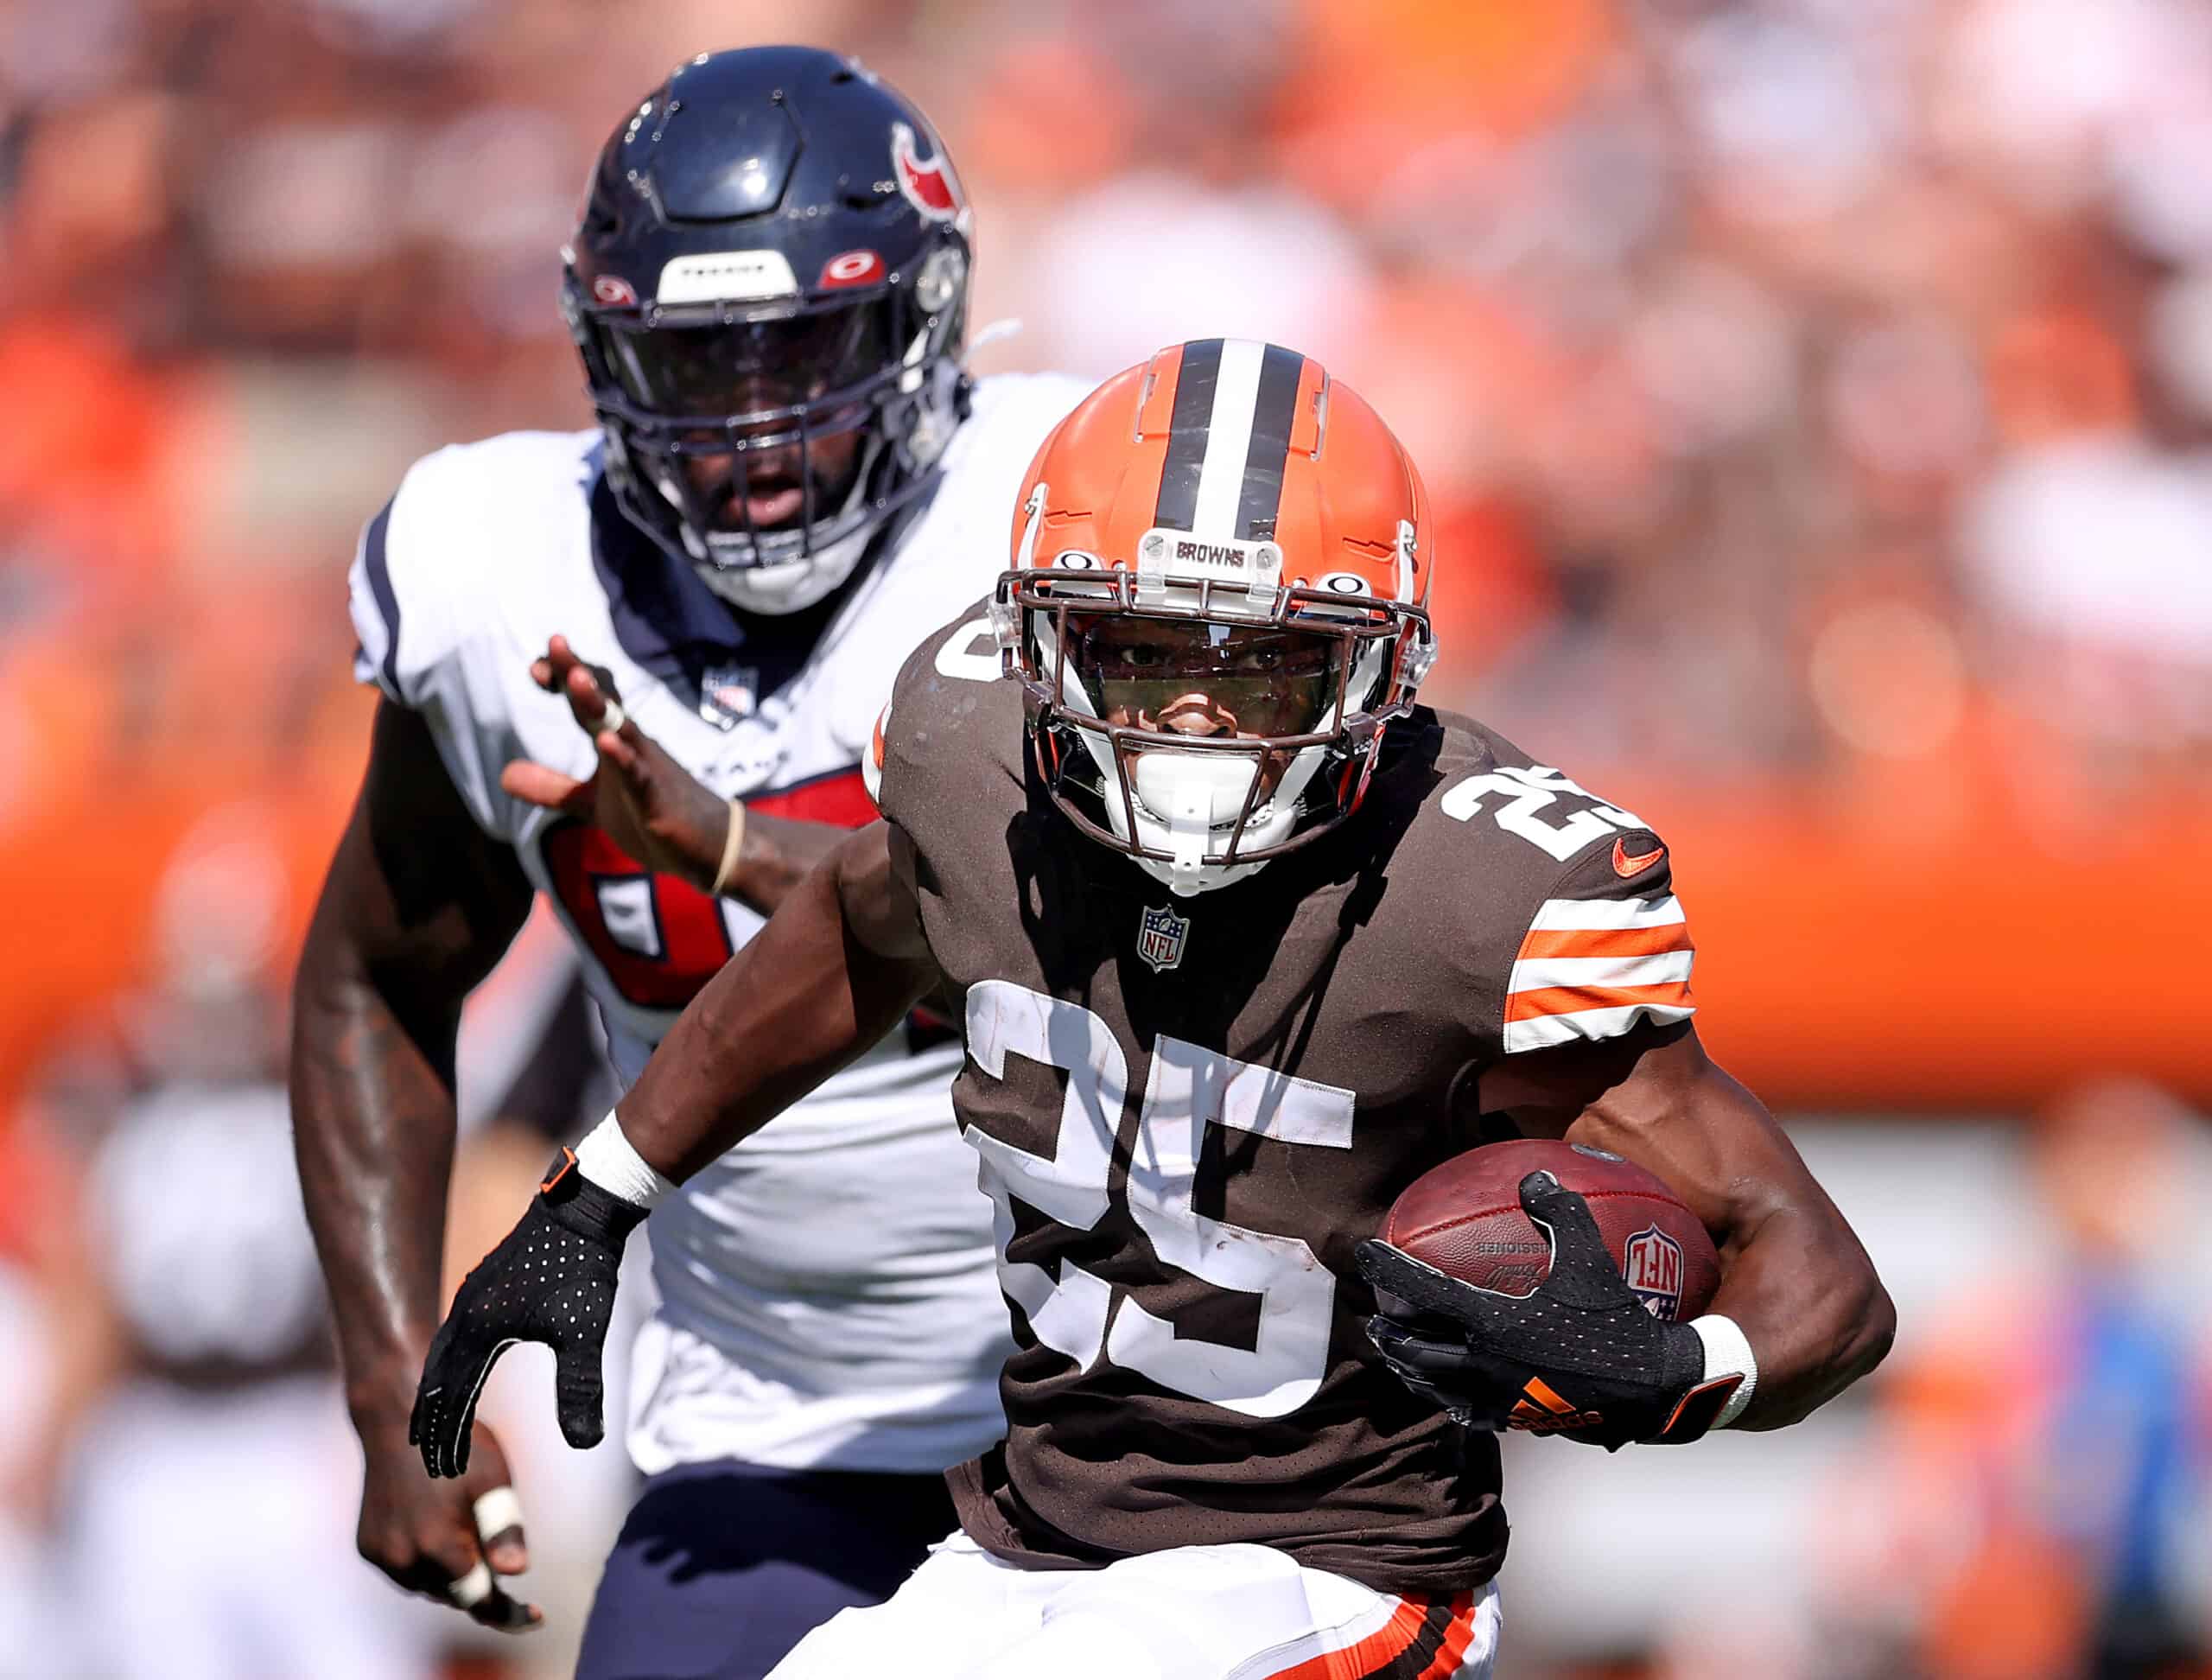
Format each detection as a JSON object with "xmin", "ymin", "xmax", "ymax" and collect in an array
[{"xmin": 1380, "ymin": 1139, "xmax": 1720, "ymax": 1323}]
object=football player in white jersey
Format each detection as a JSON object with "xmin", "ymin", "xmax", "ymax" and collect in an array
[{"xmin": 290, "ymin": 46, "xmax": 1085, "ymax": 1679}]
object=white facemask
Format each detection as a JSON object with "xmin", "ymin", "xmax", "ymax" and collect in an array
[
  {"xmin": 656, "ymin": 455, "xmax": 879, "ymax": 616},
  {"xmin": 688, "ymin": 523, "xmax": 874, "ymax": 614}
]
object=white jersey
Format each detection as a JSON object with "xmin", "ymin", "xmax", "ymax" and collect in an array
[{"xmin": 347, "ymin": 373, "xmax": 1088, "ymax": 1473}]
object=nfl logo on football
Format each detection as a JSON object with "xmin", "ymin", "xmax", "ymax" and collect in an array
[
  {"xmin": 1622, "ymin": 1225, "xmax": 1685, "ymax": 1320},
  {"xmin": 1135, "ymin": 904, "xmax": 1189, "ymax": 973}
]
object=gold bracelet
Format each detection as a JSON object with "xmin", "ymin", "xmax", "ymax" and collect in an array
[{"xmin": 710, "ymin": 799, "xmax": 747, "ymax": 896}]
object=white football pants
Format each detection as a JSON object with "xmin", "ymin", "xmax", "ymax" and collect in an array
[{"xmin": 768, "ymin": 1529, "xmax": 1500, "ymax": 1680}]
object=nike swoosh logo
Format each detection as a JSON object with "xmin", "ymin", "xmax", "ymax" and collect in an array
[{"xmin": 1611, "ymin": 837, "xmax": 1666, "ymax": 877}]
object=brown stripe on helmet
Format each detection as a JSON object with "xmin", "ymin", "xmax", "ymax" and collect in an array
[
  {"xmin": 1151, "ymin": 337, "xmax": 1221, "ymax": 531},
  {"xmin": 1234, "ymin": 342, "xmax": 1306, "ymax": 541}
]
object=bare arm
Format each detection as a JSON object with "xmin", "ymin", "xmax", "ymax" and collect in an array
[
  {"xmin": 291, "ymin": 698, "xmax": 545, "ymax": 1626},
  {"xmin": 408, "ymin": 809, "xmax": 941, "ymax": 1481},
  {"xmin": 616, "ymin": 819, "xmax": 940, "ymax": 1182},
  {"xmin": 718, "ymin": 809, "xmax": 857, "ymax": 914},
  {"xmin": 293, "ymin": 698, "xmax": 534, "ymax": 1422},
  {"xmin": 1478, "ymin": 1023, "xmax": 1895, "ymax": 1428}
]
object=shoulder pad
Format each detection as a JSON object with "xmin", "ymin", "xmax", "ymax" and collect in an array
[
  {"xmin": 872, "ymin": 601, "xmax": 1020, "ymax": 837},
  {"xmin": 347, "ymin": 430, "xmax": 596, "ymax": 706},
  {"xmin": 944, "ymin": 372, "xmax": 1090, "ymax": 483},
  {"xmin": 1421, "ymin": 722, "xmax": 1695, "ymax": 1055}
]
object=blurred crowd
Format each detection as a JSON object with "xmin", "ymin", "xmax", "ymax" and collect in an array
[
  {"xmin": 3, "ymin": 0, "xmax": 2211, "ymax": 1675},
  {"xmin": 9, "ymin": 0, "xmax": 2212, "ymax": 801}
]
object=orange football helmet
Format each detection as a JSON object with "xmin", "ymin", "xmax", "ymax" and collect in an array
[{"xmin": 994, "ymin": 339, "xmax": 1436, "ymax": 895}]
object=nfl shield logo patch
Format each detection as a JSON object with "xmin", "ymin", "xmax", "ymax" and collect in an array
[
  {"xmin": 1621, "ymin": 1225, "xmax": 1685, "ymax": 1320},
  {"xmin": 699, "ymin": 664, "xmax": 760, "ymax": 729},
  {"xmin": 1135, "ymin": 904, "xmax": 1189, "ymax": 972}
]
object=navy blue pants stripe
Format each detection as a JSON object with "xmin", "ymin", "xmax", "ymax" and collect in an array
[{"xmin": 575, "ymin": 1460, "xmax": 957, "ymax": 1680}]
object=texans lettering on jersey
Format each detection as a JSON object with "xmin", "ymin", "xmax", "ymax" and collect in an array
[{"xmin": 345, "ymin": 374, "xmax": 1090, "ymax": 1475}]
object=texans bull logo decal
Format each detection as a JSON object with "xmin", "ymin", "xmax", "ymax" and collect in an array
[{"xmin": 892, "ymin": 122, "xmax": 962, "ymax": 222}]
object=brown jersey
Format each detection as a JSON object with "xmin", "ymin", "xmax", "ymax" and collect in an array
[{"xmin": 871, "ymin": 606, "xmax": 1698, "ymax": 1597}]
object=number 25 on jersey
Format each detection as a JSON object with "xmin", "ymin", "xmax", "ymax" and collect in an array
[{"xmin": 963, "ymin": 979, "xmax": 1355, "ymax": 1421}]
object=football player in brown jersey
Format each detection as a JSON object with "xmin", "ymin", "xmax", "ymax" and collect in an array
[{"xmin": 412, "ymin": 340, "xmax": 1894, "ymax": 1678}]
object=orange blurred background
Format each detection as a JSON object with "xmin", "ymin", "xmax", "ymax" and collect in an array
[
  {"xmin": 3, "ymin": 2, "xmax": 2209, "ymax": 1677},
  {"xmin": 4, "ymin": 0, "xmax": 2206, "ymax": 1116}
]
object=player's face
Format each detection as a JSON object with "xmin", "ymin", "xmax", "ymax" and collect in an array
[
  {"xmin": 607, "ymin": 303, "xmax": 884, "ymax": 531},
  {"xmin": 1072, "ymin": 615, "xmax": 1342, "ymax": 744},
  {"xmin": 677, "ymin": 424, "xmax": 863, "ymax": 535}
]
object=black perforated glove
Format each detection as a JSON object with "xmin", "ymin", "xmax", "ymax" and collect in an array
[
  {"xmin": 1356, "ymin": 1169, "xmax": 1741, "ymax": 1449},
  {"xmin": 411, "ymin": 1149, "xmax": 648, "ymax": 1480}
]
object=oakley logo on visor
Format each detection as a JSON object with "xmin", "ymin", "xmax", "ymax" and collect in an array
[{"xmin": 820, "ymin": 249, "xmax": 887, "ymax": 289}]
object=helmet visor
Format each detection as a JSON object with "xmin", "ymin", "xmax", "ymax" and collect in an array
[
  {"xmin": 1066, "ymin": 616, "xmax": 1343, "ymax": 740},
  {"xmin": 601, "ymin": 300, "xmax": 893, "ymax": 420}
]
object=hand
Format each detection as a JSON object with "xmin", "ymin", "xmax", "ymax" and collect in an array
[
  {"xmin": 1355, "ymin": 1170, "xmax": 1740, "ymax": 1448},
  {"xmin": 411, "ymin": 1149, "xmax": 647, "ymax": 1480},
  {"xmin": 499, "ymin": 634, "xmax": 734, "ymax": 891},
  {"xmin": 355, "ymin": 1413, "xmax": 543, "ymax": 1632}
]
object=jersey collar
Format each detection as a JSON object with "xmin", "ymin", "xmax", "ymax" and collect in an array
[{"xmin": 585, "ymin": 455, "xmax": 942, "ymax": 716}]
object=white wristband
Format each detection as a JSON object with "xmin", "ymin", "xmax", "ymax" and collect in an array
[
  {"xmin": 1689, "ymin": 1314, "xmax": 1758, "ymax": 1429},
  {"xmin": 574, "ymin": 1113, "xmax": 676, "ymax": 1211}
]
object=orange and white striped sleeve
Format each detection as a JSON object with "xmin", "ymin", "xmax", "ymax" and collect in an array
[{"xmin": 1501, "ymin": 837, "xmax": 1695, "ymax": 1053}]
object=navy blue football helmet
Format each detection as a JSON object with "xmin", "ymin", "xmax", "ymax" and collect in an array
[{"xmin": 562, "ymin": 47, "xmax": 973, "ymax": 613}]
